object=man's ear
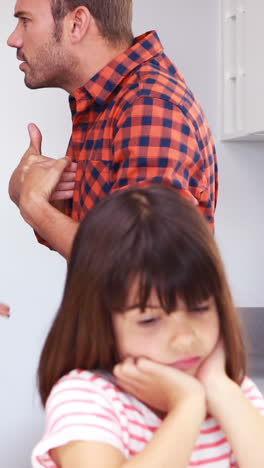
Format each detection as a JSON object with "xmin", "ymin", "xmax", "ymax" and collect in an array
[{"xmin": 67, "ymin": 7, "xmax": 92, "ymax": 43}]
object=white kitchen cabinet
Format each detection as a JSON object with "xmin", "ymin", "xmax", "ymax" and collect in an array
[{"xmin": 220, "ymin": 0, "xmax": 264, "ymax": 140}]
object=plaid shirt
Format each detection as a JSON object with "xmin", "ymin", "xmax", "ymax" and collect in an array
[{"xmin": 38, "ymin": 30, "xmax": 218, "ymax": 247}]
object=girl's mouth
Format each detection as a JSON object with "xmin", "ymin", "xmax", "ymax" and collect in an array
[{"xmin": 169, "ymin": 356, "xmax": 201, "ymax": 370}]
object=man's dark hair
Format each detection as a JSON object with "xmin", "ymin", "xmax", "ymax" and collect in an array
[{"xmin": 51, "ymin": 0, "xmax": 134, "ymax": 45}]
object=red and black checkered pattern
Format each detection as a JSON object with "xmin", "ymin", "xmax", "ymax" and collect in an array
[
  {"xmin": 37, "ymin": 30, "xmax": 218, "ymax": 250},
  {"xmin": 63, "ymin": 31, "xmax": 217, "ymax": 229}
]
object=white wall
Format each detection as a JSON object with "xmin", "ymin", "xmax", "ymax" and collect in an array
[
  {"xmin": 0, "ymin": 1, "xmax": 263, "ymax": 467},
  {"xmin": 1, "ymin": 2, "xmax": 71, "ymax": 466}
]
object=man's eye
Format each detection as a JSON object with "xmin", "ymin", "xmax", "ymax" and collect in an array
[{"xmin": 20, "ymin": 17, "xmax": 29, "ymax": 25}]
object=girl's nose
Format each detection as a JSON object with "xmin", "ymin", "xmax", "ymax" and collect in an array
[{"xmin": 170, "ymin": 315, "xmax": 196, "ymax": 347}]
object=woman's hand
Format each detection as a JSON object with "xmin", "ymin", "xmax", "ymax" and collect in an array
[
  {"xmin": 0, "ymin": 303, "xmax": 10, "ymax": 318},
  {"xmin": 113, "ymin": 357, "xmax": 205, "ymax": 414}
]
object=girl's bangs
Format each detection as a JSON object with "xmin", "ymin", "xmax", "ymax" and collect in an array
[{"xmin": 101, "ymin": 238, "xmax": 222, "ymax": 315}]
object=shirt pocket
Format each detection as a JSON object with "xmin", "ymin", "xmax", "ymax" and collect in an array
[{"xmin": 74, "ymin": 159, "xmax": 113, "ymax": 221}]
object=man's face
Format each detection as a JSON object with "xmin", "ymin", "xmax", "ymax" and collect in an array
[{"xmin": 7, "ymin": 0, "xmax": 77, "ymax": 90}]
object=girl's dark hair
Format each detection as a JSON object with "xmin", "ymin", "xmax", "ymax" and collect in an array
[
  {"xmin": 38, "ymin": 184, "xmax": 247, "ymax": 405},
  {"xmin": 50, "ymin": 0, "xmax": 134, "ymax": 45}
]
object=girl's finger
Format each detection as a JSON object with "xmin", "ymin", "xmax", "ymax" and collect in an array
[{"xmin": 113, "ymin": 357, "xmax": 137, "ymax": 377}]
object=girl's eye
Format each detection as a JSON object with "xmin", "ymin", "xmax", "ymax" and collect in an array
[
  {"xmin": 191, "ymin": 304, "xmax": 209, "ymax": 313},
  {"xmin": 138, "ymin": 317, "xmax": 159, "ymax": 326}
]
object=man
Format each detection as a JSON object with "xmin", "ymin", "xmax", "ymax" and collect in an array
[{"xmin": 8, "ymin": 0, "xmax": 218, "ymax": 260}]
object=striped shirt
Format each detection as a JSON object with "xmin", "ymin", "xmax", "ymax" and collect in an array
[{"xmin": 32, "ymin": 370, "xmax": 264, "ymax": 468}]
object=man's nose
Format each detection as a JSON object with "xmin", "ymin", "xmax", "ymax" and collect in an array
[{"xmin": 7, "ymin": 29, "xmax": 23, "ymax": 49}]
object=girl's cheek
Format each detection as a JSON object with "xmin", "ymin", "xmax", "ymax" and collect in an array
[{"xmin": 126, "ymin": 336, "xmax": 155, "ymax": 359}]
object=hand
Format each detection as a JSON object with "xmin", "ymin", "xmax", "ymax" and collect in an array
[
  {"xmin": 9, "ymin": 123, "xmax": 77, "ymax": 206},
  {"xmin": 196, "ymin": 339, "xmax": 227, "ymax": 392},
  {"xmin": 113, "ymin": 357, "xmax": 205, "ymax": 414},
  {"xmin": 19, "ymin": 155, "xmax": 72, "ymax": 226},
  {"xmin": 0, "ymin": 303, "xmax": 10, "ymax": 318}
]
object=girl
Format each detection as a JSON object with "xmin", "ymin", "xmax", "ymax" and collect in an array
[{"xmin": 32, "ymin": 185, "xmax": 264, "ymax": 468}]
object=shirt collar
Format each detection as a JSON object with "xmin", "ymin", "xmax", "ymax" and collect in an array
[{"xmin": 69, "ymin": 31, "xmax": 163, "ymax": 117}]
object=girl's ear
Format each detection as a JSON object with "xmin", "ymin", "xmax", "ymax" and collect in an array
[{"xmin": 67, "ymin": 7, "xmax": 92, "ymax": 44}]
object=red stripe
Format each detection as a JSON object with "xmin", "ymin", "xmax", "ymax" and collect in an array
[
  {"xmin": 189, "ymin": 449, "xmax": 232, "ymax": 466},
  {"xmin": 36, "ymin": 455, "xmax": 52, "ymax": 467},
  {"xmin": 194, "ymin": 437, "xmax": 227, "ymax": 451},
  {"xmin": 200, "ymin": 425, "xmax": 221, "ymax": 434},
  {"xmin": 48, "ymin": 411, "xmax": 154, "ymax": 443},
  {"xmin": 128, "ymin": 418, "xmax": 158, "ymax": 432},
  {"xmin": 48, "ymin": 384, "xmax": 123, "ymax": 410},
  {"xmin": 48, "ymin": 411, "xmax": 119, "ymax": 435},
  {"xmin": 122, "ymin": 403, "xmax": 148, "ymax": 418},
  {"xmin": 48, "ymin": 398, "xmax": 119, "ymax": 425},
  {"xmin": 45, "ymin": 421, "xmax": 129, "ymax": 449}
]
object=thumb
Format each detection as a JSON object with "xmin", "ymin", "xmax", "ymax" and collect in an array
[{"xmin": 27, "ymin": 123, "xmax": 42, "ymax": 155}]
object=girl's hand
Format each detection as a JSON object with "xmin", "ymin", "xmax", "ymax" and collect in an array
[
  {"xmin": 196, "ymin": 339, "xmax": 228, "ymax": 392},
  {"xmin": 113, "ymin": 357, "xmax": 205, "ymax": 414}
]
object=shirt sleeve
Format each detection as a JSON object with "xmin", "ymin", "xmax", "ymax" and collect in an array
[
  {"xmin": 111, "ymin": 96, "xmax": 215, "ymax": 224},
  {"xmin": 241, "ymin": 376, "xmax": 264, "ymax": 415},
  {"xmin": 31, "ymin": 375, "xmax": 127, "ymax": 468}
]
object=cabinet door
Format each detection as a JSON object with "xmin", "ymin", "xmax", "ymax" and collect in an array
[
  {"xmin": 245, "ymin": 0, "xmax": 264, "ymax": 135},
  {"xmin": 221, "ymin": 0, "xmax": 264, "ymax": 140}
]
